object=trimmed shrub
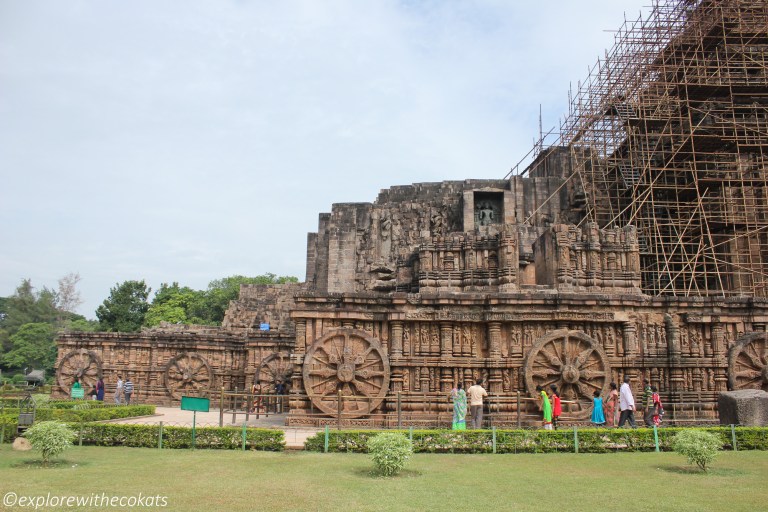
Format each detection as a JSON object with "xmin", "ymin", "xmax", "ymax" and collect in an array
[
  {"xmin": 368, "ymin": 432, "xmax": 413, "ymax": 476},
  {"xmin": 23, "ymin": 421, "xmax": 76, "ymax": 463},
  {"xmin": 673, "ymin": 429, "xmax": 721, "ymax": 472}
]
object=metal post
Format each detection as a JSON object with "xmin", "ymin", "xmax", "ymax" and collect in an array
[
  {"xmin": 245, "ymin": 395, "xmax": 251, "ymax": 422},
  {"xmin": 492, "ymin": 426, "xmax": 497, "ymax": 454},
  {"xmin": 79, "ymin": 422, "xmax": 83, "ymax": 447},
  {"xmin": 573, "ymin": 426, "xmax": 579, "ymax": 454},
  {"xmin": 731, "ymin": 424, "xmax": 738, "ymax": 451},
  {"xmin": 397, "ymin": 392, "xmax": 402, "ymax": 431},
  {"xmin": 516, "ymin": 391, "xmax": 521, "ymax": 429},
  {"xmin": 232, "ymin": 387, "xmax": 237, "ymax": 424},
  {"xmin": 337, "ymin": 390, "xmax": 343, "ymax": 431},
  {"xmin": 219, "ymin": 387, "xmax": 224, "ymax": 428},
  {"xmin": 158, "ymin": 422, "xmax": 163, "ymax": 450},
  {"xmin": 324, "ymin": 425, "xmax": 329, "ymax": 453},
  {"xmin": 192, "ymin": 410, "xmax": 197, "ymax": 449},
  {"xmin": 653, "ymin": 425, "xmax": 659, "ymax": 452},
  {"xmin": 242, "ymin": 422, "xmax": 247, "ymax": 451},
  {"xmin": 409, "ymin": 426, "xmax": 413, "ymax": 443}
]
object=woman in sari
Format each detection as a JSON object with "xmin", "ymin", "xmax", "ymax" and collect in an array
[
  {"xmin": 450, "ymin": 382, "xmax": 467, "ymax": 430},
  {"xmin": 605, "ymin": 382, "xmax": 619, "ymax": 427},
  {"xmin": 536, "ymin": 385, "xmax": 553, "ymax": 430}
]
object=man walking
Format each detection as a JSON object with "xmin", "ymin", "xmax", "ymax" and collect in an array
[
  {"xmin": 115, "ymin": 375, "xmax": 123, "ymax": 404},
  {"xmin": 123, "ymin": 377, "xmax": 134, "ymax": 405},
  {"xmin": 618, "ymin": 375, "xmax": 637, "ymax": 428},
  {"xmin": 642, "ymin": 379, "xmax": 654, "ymax": 426},
  {"xmin": 467, "ymin": 378, "xmax": 488, "ymax": 429}
]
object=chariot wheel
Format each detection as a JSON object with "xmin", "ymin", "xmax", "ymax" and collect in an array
[
  {"xmin": 302, "ymin": 329, "xmax": 390, "ymax": 418},
  {"xmin": 257, "ymin": 352, "xmax": 293, "ymax": 393},
  {"xmin": 57, "ymin": 349, "xmax": 103, "ymax": 390},
  {"xmin": 729, "ymin": 332, "xmax": 768, "ymax": 391},
  {"xmin": 164, "ymin": 352, "xmax": 213, "ymax": 400},
  {"xmin": 524, "ymin": 329, "xmax": 611, "ymax": 419}
]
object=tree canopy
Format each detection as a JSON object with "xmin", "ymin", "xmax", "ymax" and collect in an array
[{"xmin": 95, "ymin": 280, "xmax": 151, "ymax": 332}]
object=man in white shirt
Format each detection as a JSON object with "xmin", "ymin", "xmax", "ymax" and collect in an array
[
  {"xmin": 618, "ymin": 375, "xmax": 637, "ymax": 428},
  {"xmin": 466, "ymin": 379, "xmax": 488, "ymax": 429}
]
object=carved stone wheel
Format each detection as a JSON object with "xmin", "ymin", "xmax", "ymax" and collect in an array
[
  {"xmin": 524, "ymin": 329, "xmax": 611, "ymax": 419},
  {"xmin": 164, "ymin": 352, "xmax": 213, "ymax": 400},
  {"xmin": 729, "ymin": 332, "xmax": 768, "ymax": 391},
  {"xmin": 302, "ymin": 328, "xmax": 390, "ymax": 418},
  {"xmin": 57, "ymin": 348, "xmax": 103, "ymax": 390},
  {"xmin": 257, "ymin": 352, "xmax": 293, "ymax": 393}
]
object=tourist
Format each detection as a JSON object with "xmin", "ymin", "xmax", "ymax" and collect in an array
[
  {"xmin": 549, "ymin": 384, "xmax": 562, "ymax": 430},
  {"xmin": 89, "ymin": 384, "xmax": 98, "ymax": 400},
  {"xmin": 651, "ymin": 386, "xmax": 664, "ymax": 426},
  {"xmin": 96, "ymin": 377, "xmax": 105, "ymax": 401},
  {"xmin": 450, "ymin": 382, "xmax": 467, "ymax": 430},
  {"xmin": 467, "ymin": 378, "xmax": 488, "ymax": 429},
  {"xmin": 618, "ymin": 376, "xmax": 637, "ymax": 428},
  {"xmin": 604, "ymin": 382, "xmax": 619, "ymax": 427},
  {"xmin": 123, "ymin": 377, "xmax": 134, "ymax": 405},
  {"xmin": 642, "ymin": 379, "xmax": 654, "ymax": 426},
  {"xmin": 251, "ymin": 381, "xmax": 262, "ymax": 413},
  {"xmin": 591, "ymin": 390, "xmax": 606, "ymax": 426},
  {"xmin": 71, "ymin": 378, "xmax": 84, "ymax": 399},
  {"xmin": 275, "ymin": 380, "xmax": 286, "ymax": 413},
  {"xmin": 115, "ymin": 375, "xmax": 123, "ymax": 404},
  {"xmin": 536, "ymin": 384, "xmax": 553, "ymax": 430}
]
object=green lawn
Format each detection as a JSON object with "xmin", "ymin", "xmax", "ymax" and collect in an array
[{"xmin": 1, "ymin": 446, "xmax": 766, "ymax": 511}]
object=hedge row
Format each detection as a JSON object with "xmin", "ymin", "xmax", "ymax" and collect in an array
[
  {"xmin": 304, "ymin": 427, "xmax": 768, "ymax": 453},
  {"xmin": 68, "ymin": 423, "xmax": 284, "ymax": 451},
  {"xmin": 0, "ymin": 405, "xmax": 156, "ymax": 438}
]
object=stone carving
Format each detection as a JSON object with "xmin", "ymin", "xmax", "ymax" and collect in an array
[
  {"xmin": 728, "ymin": 332, "xmax": 768, "ymax": 391},
  {"xmin": 56, "ymin": 348, "xmax": 103, "ymax": 391},
  {"xmin": 524, "ymin": 329, "xmax": 611, "ymax": 418},
  {"xmin": 164, "ymin": 352, "xmax": 213, "ymax": 400},
  {"xmin": 257, "ymin": 352, "xmax": 293, "ymax": 393},
  {"xmin": 302, "ymin": 329, "xmax": 390, "ymax": 417}
]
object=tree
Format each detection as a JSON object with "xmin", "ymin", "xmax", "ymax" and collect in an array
[
  {"xmin": 1, "ymin": 279, "xmax": 59, "ymax": 335},
  {"xmin": 56, "ymin": 272, "xmax": 83, "ymax": 316},
  {"xmin": 95, "ymin": 280, "xmax": 151, "ymax": 332},
  {"xmin": 2, "ymin": 322, "xmax": 57, "ymax": 371},
  {"xmin": 24, "ymin": 421, "xmax": 76, "ymax": 465}
]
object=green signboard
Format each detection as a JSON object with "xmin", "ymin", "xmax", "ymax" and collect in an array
[{"xmin": 181, "ymin": 396, "xmax": 210, "ymax": 412}]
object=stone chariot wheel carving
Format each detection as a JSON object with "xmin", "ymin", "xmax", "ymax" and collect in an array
[
  {"xmin": 164, "ymin": 352, "xmax": 213, "ymax": 400},
  {"xmin": 302, "ymin": 329, "xmax": 390, "ymax": 418},
  {"xmin": 257, "ymin": 352, "xmax": 293, "ymax": 393},
  {"xmin": 57, "ymin": 348, "xmax": 103, "ymax": 390},
  {"xmin": 524, "ymin": 329, "xmax": 611, "ymax": 419},
  {"xmin": 729, "ymin": 332, "xmax": 768, "ymax": 391}
]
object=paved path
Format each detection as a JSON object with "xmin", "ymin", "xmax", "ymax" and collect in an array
[{"xmin": 109, "ymin": 407, "xmax": 322, "ymax": 449}]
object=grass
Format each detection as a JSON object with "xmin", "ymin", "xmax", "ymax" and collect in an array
[{"xmin": 1, "ymin": 446, "xmax": 767, "ymax": 511}]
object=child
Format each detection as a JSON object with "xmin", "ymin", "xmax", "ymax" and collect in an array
[
  {"xmin": 536, "ymin": 385, "xmax": 553, "ymax": 430},
  {"xmin": 549, "ymin": 384, "xmax": 562, "ymax": 430},
  {"xmin": 651, "ymin": 386, "xmax": 664, "ymax": 426},
  {"xmin": 591, "ymin": 390, "xmax": 606, "ymax": 426}
]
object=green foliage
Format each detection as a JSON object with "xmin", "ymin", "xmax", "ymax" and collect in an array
[
  {"xmin": 96, "ymin": 280, "xmax": 151, "ymax": 332},
  {"xmin": 23, "ymin": 420, "xmax": 76, "ymax": 463},
  {"xmin": 2, "ymin": 322, "xmax": 57, "ymax": 371},
  {"xmin": 61, "ymin": 318, "xmax": 101, "ymax": 332},
  {"xmin": 368, "ymin": 432, "xmax": 413, "ymax": 476},
  {"xmin": 673, "ymin": 429, "xmax": 721, "ymax": 471},
  {"xmin": 71, "ymin": 423, "xmax": 284, "ymax": 450},
  {"xmin": 306, "ymin": 427, "xmax": 768, "ymax": 454}
]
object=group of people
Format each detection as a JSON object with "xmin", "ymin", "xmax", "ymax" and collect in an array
[
  {"xmin": 450, "ymin": 376, "xmax": 665, "ymax": 430},
  {"xmin": 249, "ymin": 379, "xmax": 288, "ymax": 413},
  {"xmin": 591, "ymin": 377, "xmax": 664, "ymax": 428},
  {"xmin": 449, "ymin": 379, "xmax": 488, "ymax": 430},
  {"xmin": 70, "ymin": 375, "xmax": 134, "ymax": 404}
]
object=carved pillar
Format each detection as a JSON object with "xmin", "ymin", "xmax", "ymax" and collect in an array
[
  {"xmin": 489, "ymin": 368, "xmax": 502, "ymax": 394},
  {"xmin": 441, "ymin": 368, "xmax": 453, "ymax": 392},
  {"xmin": 623, "ymin": 322, "xmax": 638, "ymax": 357},
  {"xmin": 342, "ymin": 320, "xmax": 355, "ymax": 329},
  {"xmin": 391, "ymin": 368, "xmax": 403, "ymax": 393},
  {"xmin": 390, "ymin": 321, "xmax": 403, "ymax": 358},
  {"xmin": 665, "ymin": 314, "xmax": 680, "ymax": 356},
  {"xmin": 711, "ymin": 319, "xmax": 724, "ymax": 358},
  {"xmin": 488, "ymin": 322, "xmax": 502, "ymax": 360},
  {"xmin": 440, "ymin": 322, "xmax": 453, "ymax": 358}
]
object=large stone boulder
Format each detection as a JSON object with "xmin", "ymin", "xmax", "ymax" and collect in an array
[
  {"xmin": 12, "ymin": 437, "xmax": 32, "ymax": 451},
  {"xmin": 718, "ymin": 389, "xmax": 768, "ymax": 426}
]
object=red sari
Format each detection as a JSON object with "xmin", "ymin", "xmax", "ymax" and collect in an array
[{"xmin": 605, "ymin": 389, "xmax": 619, "ymax": 427}]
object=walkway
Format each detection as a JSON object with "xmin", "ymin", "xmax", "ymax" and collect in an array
[{"xmin": 109, "ymin": 407, "xmax": 322, "ymax": 449}]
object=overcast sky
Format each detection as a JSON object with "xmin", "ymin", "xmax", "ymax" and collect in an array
[{"xmin": 0, "ymin": 1, "xmax": 649, "ymax": 319}]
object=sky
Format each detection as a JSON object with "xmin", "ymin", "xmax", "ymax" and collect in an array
[{"xmin": 0, "ymin": 0, "xmax": 650, "ymax": 319}]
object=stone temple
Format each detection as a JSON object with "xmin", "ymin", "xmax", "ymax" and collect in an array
[{"xmin": 56, "ymin": 0, "xmax": 768, "ymax": 426}]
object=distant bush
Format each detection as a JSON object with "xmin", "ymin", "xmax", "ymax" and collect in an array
[
  {"xmin": 368, "ymin": 432, "xmax": 413, "ymax": 476},
  {"xmin": 673, "ymin": 429, "xmax": 721, "ymax": 472},
  {"xmin": 24, "ymin": 421, "xmax": 76, "ymax": 463}
]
